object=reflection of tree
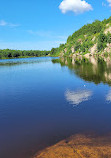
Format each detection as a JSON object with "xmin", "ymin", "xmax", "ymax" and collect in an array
[{"xmin": 52, "ymin": 56, "xmax": 111, "ymax": 86}]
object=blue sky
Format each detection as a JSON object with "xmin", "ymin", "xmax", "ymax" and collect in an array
[{"xmin": 0, "ymin": 0, "xmax": 111, "ymax": 50}]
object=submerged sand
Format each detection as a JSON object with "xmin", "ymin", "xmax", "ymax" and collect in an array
[{"xmin": 34, "ymin": 133, "xmax": 111, "ymax": 158}]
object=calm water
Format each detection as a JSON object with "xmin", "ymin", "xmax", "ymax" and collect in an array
[{"xmin": 0, "ymin": 56, "xmax": 111, "ymax": 158}]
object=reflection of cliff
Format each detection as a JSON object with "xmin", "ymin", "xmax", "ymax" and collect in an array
[{"xmin": 52, "ymin": 56, "xmax": 111, "ymax": 86}]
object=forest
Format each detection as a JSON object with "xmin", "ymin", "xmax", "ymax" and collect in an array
[
  {"xmin": 51, "ymin": 16, "xmax": 111, "ymax": 56},
  {"xmin": 0, "ymin": 49, "xmax": 51, "ymax": 59}
]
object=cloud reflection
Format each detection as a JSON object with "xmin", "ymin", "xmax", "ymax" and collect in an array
[
  {"xmin": 106, "ymin": 90, "xmax": 111, "ymax": 102},
  {"xmin": 65, "ymin": 89, "xmax": 92, "ymax": 106}
]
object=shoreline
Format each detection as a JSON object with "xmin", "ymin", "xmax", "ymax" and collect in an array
[
  {"xmin": 34, "ymin": 133, "xmax": 111, "ymax": 158},
  {"xmin": 0, "ymin": 51, "xmax": 110, "ymax": 60}
]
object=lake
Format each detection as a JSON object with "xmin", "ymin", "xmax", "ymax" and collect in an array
[{"xmin": 0, "ymin": 56, "xmax": 111, "ymax": 158}]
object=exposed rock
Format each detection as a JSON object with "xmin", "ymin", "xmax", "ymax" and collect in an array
[
  {"xmin": 89, "ymin": 44, "xmax": 97, "ymax": 54},
  {"xmin": 92, "ymin": 36, "xmax": 96, "ymax": 41},
  {"xmin": 60, "ymin": 51, "xmax": 64, "ymax": 57},
  {"xmin": 84, "ymin": 53, "xmax": 90, "ymax": 59},
  {"xmin": 84, "ymin": 35, "xmax": 87, "ymax": 38},
  {"xmin": 106, "ymin": 23, "xmax": 110, "ymax": 27},
  {"xmin": 78, "ymin": 39, "xmax": 82, "ymax": 44},
  {"xmin": 72, "ymin": 54, "xmax": 76, "ymax": 58},
  {"xmin": 104, "ymin": 43, "xmax": 111, "ymax": 53},
  {"xmin": 71, "ymin": 46, "xmax": 75, "ymax": 53},
  {"xmin": 104, "ymin": 26, "xmax": 111, "ymax": 34},
  {"xmin": 64, "ymin": 48, "xmax": 67, "ymax": 53}
]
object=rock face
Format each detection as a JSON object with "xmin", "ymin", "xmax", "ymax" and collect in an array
[
  {"xmin": 89, "ymin": 43, "xmax": 97, "ymax": 54},
  {"xmin": 84, "ymin": 35, "xmax": 87, "ymax": 38},
  {"xmin": 84, "ymin": 53, "xmax": 90, "ymax": 58},
  {"xmin": 92, "ymin": 36, "xmax": 96, "ymax": 41},
  {"xmin": 64, "ymin": 48, "xmax": 67, "ymax": 53},
  {"xmin": 60, "ymin": 51, "xmax": 64, "ymax": 57},
  {"xmin": 34, "ymin": 134, "xmax": 111, "ymax": 158},
  {"xmin": 71, "ymin": 46, "xmax": 75, "ymax": 53},
  {"xmin": 104, "ymin": 43, "xmax": 111, "ymax": 53},
  {"xmin": 104, "ymin": 26, "xmax": 111, "ymax": 34},
  {"xmin": 78, "ymin": 38, "xmax": 82, "ymax": 44},
  {"xmin": 106, "ymin": 23, "xmax": 110, "ymax": 27}
]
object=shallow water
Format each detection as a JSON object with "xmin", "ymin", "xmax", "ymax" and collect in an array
[{"xmin": 0, "ymin": 56, "xmax": 111, "ymax": 158}]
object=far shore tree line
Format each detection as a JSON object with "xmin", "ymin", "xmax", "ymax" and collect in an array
[{"xmin": 0, "ymin": 49, "xmax": 51, "ymax": 59}]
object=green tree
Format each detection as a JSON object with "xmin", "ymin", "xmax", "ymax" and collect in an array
[{"xmin": 97, "ymin": 32, "xmax": 107, "ymax": 52}]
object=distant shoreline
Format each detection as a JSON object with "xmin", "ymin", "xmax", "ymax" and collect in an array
[
  {"xmin": 0, "ymin": 49, "xmax": 51, "ymax": 60},
  {"xmin": 0, "ymin": 55, "xmax": 48, "ymax": 60}
]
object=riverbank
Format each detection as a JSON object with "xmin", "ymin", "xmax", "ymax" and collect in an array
[
  {"xmin": 0, "ymin": 49, "xmax": 51, "ymax": 59},
  {"xmin": 0, "ymin": 55, "xmax": 50, "ymax": 60},
  {"xmin": 34, "ymin": 133, "xmax": 111, "ymax": 158}
]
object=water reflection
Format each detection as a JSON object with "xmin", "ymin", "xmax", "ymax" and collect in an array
[
  {"xmin": 52, "ymin": 55, "xmax": 111, "ymax": 86},
  {"xmin": 0, "ymin": 57, "xmax": 58, "ymax": 66},
  {"xmin": 106, "ymin": 90, "xmax": 111, "ymax": 103},
  {"xmin": 65, "ymin": 89, "xmax": 92, "ymax": 106}
]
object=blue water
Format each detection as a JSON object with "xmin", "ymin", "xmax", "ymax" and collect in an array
[{"xmin": 0, "ymin": 57, "xmax": 111, "ymax": 158}]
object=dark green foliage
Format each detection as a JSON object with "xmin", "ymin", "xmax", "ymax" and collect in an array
[
  {"xmin": 71, "ymin": 20, "xmax": 102, "ymax": 41},
  {"xmin": 51, "ymin": 48, "xmax": 58, "ymax": 55},
  {"xmin": 107, "ymin": 32, "xmax": 111, "ymax": 43},
  {"xmin": 102, "ymin": 16, "xmax": 111, "ymax": 25},
  {"xmin": 74, "ymin": 42, "xmax": 81, "ymax": 51},
  {"xmin": 50, "ymin": 44, "xmax": 65, "ymax": 56},
  {"xmin": 97, "ymin": 32, "xmax": 107, "ymax": 52},
  {"xmin": 56, "ymin": 16, "xmax": 111, "ymax": 56},
  {"xmin": 66, "ymin": 49, "xmax": 72, "ymax": 55},
  {"xmin": 0, "ymin": 49, "xmax": 50, "ymax": 59},
  {"xmin": 80, "ymin": 41, "xmax": 93, "ymax": 53},
  {"xmin": 80, "ymin": 44, "xmax": 86, "ymax": 52},
  {"xmin": 67, "ymin": 35, "xmax": 72, "ymax": 43},
  {"xmin": 59, "ymin": 44, "xmax": 65, "ymax": 51}
]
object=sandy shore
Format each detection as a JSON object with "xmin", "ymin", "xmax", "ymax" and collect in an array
[{"xmin": 34, "ymin": 133, "xmax": 111, "ymax": 158}]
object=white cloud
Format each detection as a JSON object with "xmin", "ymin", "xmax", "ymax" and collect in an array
[
  {"xmin": 107, "ymin": 0, "xmax": 111, "ymax": 6},
  {"xmin": 65, "ymin": 89, "xmax": 92, "ymax": 106},
  {"xmin": 59, "ymin": 0, "xmax": 93, "ymax": 14},
  {"xmin": 27, "ymin": 30, "xmax": 52, "ymax": 37},
  {"xmin": 27, "ymin": 30, "xmax": 68, "ymax": 40},
  {"xmin": 9, "ymin": 23, "xmax": 20, "ymax": 27},
  {"xmin": 0, "ymin": 20, "xmax": 7, "ymax": 26},
  {"xmin": 0, "ymin": 20, "xmax": 19, "ymax": 27}
]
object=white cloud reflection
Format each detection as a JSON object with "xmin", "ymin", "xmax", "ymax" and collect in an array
[
  {"xmin": 65, "ymin": 89, "xmax": 92, "ymax": 106},
  {"xmin": 106, "ymin": 90, "xmax": 111, "ymax": 102}
]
